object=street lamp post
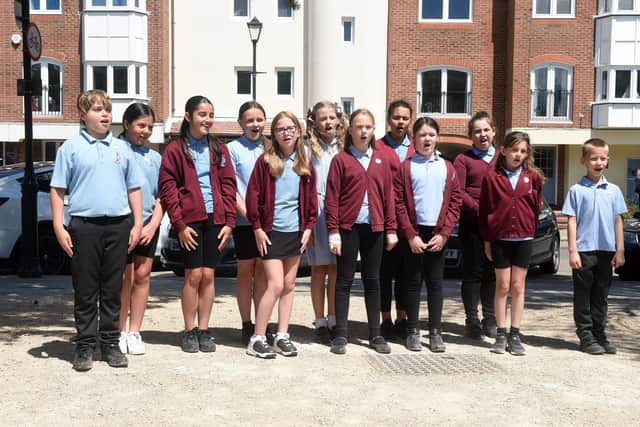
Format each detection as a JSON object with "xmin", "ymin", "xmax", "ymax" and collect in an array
[{"xmin": 246, "ymin": 16, "xmax": 262, "ymax": 101}]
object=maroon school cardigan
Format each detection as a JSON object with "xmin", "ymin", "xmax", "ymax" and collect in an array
[
  {"xmin": 245, "ymin": 153, "xmax": 318, "ymax": 233},
  {"xmin": 394, "ymin": 157, "xmax": 462, "ymax": 240},
  {"xmin": 325, "ymin": 147, "xmax": 397, "ymax": 234},
  {"xmin": 159, "ymin": 139, "xmax": 237, "ymax": 233},
  {"xmin": 478, "ymin": 168, "xmax": 543, "ymax": 241},
  {"xmin": 376, "ymin": 134, "xmax": 415, "ymax": 175},
  {"xmin": 453, "ymin": 149, "xmax": 497, "ymax": 219}
]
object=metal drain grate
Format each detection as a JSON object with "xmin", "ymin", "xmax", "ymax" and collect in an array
[{"xmin": 367, "ymin": 353, "xmax": 500, "ymax": 375}]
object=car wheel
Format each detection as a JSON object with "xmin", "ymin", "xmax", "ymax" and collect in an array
[
  {"xmin": 172, "ymin": 268, "xmax": 185, "ymax": 277},
  {"xmin": 39, "ymin": 229, "xmax": 68, "ymax": 275},
  {"xmin": 540, "ymin": 235, "xmax": 560, "ymax": 274}
]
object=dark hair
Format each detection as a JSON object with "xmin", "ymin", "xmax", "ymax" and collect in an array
[
  {"xmin": 412, "ymin": 116, "xmax": 440, "ymax": 136},
  {"xmin": 179, "ymin": 95, "xmax": 222, "ymax": 165},
  {"xmin": 343, "ymin": 109, "xmax": 376, "ymax": 152},
  {"xmin": 237, "ymin": 101, "xmax": 266, "ymax": 121},
  {"xmin": 581, "ymin": 138, "xmax": 608, "ymax": 158},
  {"xmin": 119, "ymin": 103, "xmax": 155, "ymax": 140},
  {"xmin": 496, "ymin": 131, "xmax": 544, "ymax": 181},
  {"xmin": 386, "ymin": 99, "xmax": 413, "ymax": 122},
  {"xmin": 467, "ymin": 111, "xmax": 495, "ymax": 137}
]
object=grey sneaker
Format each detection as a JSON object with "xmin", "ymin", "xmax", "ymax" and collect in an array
[
  {"xmin": 274, "ymin": 333, "xmax": 298, "ymax": 357},
  {"xmin": 330, "ymin": 337, "xmax": 348, "ymax": 355},
  {"xmin": 181, "ymin": 327, "xmax": 199, "ymax": 353},
  {"xmin": 490, "ymin": 334, "xmax": 507, "ymax": 354},
  {"xmin": 369, "ymin": 336, "xmax": 391, "ymax": 354},
  {"xmin": 197, "ymin": 329, "xmax": 217, "ymax": 352},
  {"xmin": 247, "ymin": 335, "xmax": 276, "ymax": 359},
  {"xmin": 72, "ymin": 346, "xmax": 94, "ymax": 371},
  {"xmin": 405, "ymin": 329, "xmax": 422, "ymax": 351},
  {"xmin": 507, "ymin": 334, "xmax": 526, "ymax": 356},
  {"xmin": 101, "ymin": 344, "xmax": 128, "ymax": 367},
  {"xmin": 428, "ymin": 330, "xmax": 446, "ymax": 353}
]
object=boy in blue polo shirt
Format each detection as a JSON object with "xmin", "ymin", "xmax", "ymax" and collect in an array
[
  {"xmin": 562, "ymin": 138, "xmax": 626, "ymax": 355},
  {"xmin": 51, "ymin": 90, "xmax": 144, "ymax": 371}
]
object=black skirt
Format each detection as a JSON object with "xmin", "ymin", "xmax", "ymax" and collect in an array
[{"xmin": 263, "ymin": 230, "xmax": 302, "ymax": 260}]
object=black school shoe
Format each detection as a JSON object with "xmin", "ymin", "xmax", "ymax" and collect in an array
[
  {"xmin": 72, "ymin": 346, "xmax": 94, "ymax": 371},
  {"xmin": 482, "ymin": 319, "xmax": 498, "ymax": 339},
  {"xmin": 595, "ymin": 334, "xmax": 617, "ymax": 354},
  {"xmin": 315, "ymin": 326, "xmax": 331, "ymax": 344},
  {"xmin": 380, "ymin": 319, "xmax": 395, "ymax": 340},
  {"xmin": 101, "ymin": 343, "xmax": 128, "ymax": 367},
  {"xmin": 580, "ymin": 340, "xmax": 605, "ymax": 355},
  {"xmin": 241, "ymin": 321, "xmax": 254, "ymax": 346},
  {"xmin": 465, "ymin": 319, "xmax": 483, "ymax": 340},
  {"xmin": 369, "ymin": 336, "xmax": 391, "ymax": 354},
  {"xmin": 330, "ymin": 337, "xmax": 348, "ymax": 355},
  {"xmin": 394, "ymin": 318, "xmax": 408, "ymax": 339},
  {"xmin": 181, "ymin": 327, "xmax": 199, "ymax": 353},
  {"xmin": 197, "ymin": 329, "xmax": 217, "ymax": 352},
  {"xmin": 506, "ymin": 333, "xmax": 526, "ymax": 356}
]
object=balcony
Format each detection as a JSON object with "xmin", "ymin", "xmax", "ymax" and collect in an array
[{"xmin": 592, "ymin": 101, "xmax": 640, "ymax": 128}]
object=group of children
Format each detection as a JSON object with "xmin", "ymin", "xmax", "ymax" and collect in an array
[{"xmin": 51, "ymin": 89, "xmax": 627, "ymax": 371}]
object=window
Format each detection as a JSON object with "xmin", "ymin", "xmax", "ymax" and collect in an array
[
  {"xmin": 93, "ymin": 66, "xmax": 107, "ymax": 91},
  {"xmin": 343, "ymin": 18, "xmax": 354, "ymax": 43},
  {"xmin": 530, "ymin": 64, "xmax": 573, "ymax": 120},
  {"xmin": 113, "ymin": 66, "xmax": 128, "ymax": 94},
  {"xmin": 278, "ymin": 0, "xmax": 293, "ymax": 17},
  {"xmin": 420, "ymin": 0, "xmax": 471, "ymax": 21},
  {"xmin": 418, "ymin": 68, "xmax": 471, "ymax": 115},
  {"xmin": 618, "ymin": 0, "xmax": 634, "ymax": 10},
  {"xmin": 341, "ymin": 98, "xmax": 354, "ymax": 116},
  {"xmin": 276, "ymin": 70, "xmax": 293, "ymax": 95},
  {"xmin": 87, "ymin": 64, "xmax": 146, "ymax": 97},
  {"xmin": 600, "ymin": 70, "xmax": 608, "ymax": 100},
  {"xmin": 615, "ymin": 70, "xmax": 631, "ymax": 98},
  {"xmin": 31, "ymin": 59, "xmax": 63, "ymax": 116},
  {"xmin": 85, "ymin": 0, "xmax": 144, "ymax": 7},
  {"xmin": 30, "ymin": 0, "xmax": 61, "ymax": 13},
  {"xmin": 236, "ymin": 69, "xmax": 251, "ymax": 95},
  {"xmin": 91, "ymin": 0, "xmax": 106, "ymax": 5},
  {"xmin": 533, "ymin": 0, "xmax": 574, "ymax": 17},
  {"xmin": 234, "ymin": 0, "xmax": 248, "ymax": 17}
]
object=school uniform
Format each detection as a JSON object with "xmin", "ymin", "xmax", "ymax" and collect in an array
[
  {"xmin": 306, "ymin": 138, "xmax": 339, "ymax": 265},
  {"xmin": 452, "ymin": 146, "xmax": 497, "ymax": 331},
  {"xmin": 158, "ymin": 136, "xmax": 237, "ymax": 268},
  {"xmin": 124, "ymin": 138, "xmax": 162, "ymax": 261},
  {"xmin": 325, "ymin": 145, "xmax": 397, "ymax": 339},
  {"xmin": 395, "ymin": 152, "xmax": 461, "ymax": 332},
  {"xmin": 245, "ymin": 153, "xmax": 318, "ymax": 259},
  {"xmin": 561, "ymin": 176, "xmax": 627, "ymax": 345},
  {"xmin": 51, "ymin": 130, "xmax": 144, "ymax": 349},
  {"xmin": 228, "ymin": 135, "xmax": 264, "ymax": 260},
  {"xmin": 376, "ymin": 133, "xmax": 414, "ymax": 316}
]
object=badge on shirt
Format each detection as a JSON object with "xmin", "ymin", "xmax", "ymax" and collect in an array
[
  {"xmin": 375, "ymin": 158, "xmax": 382, "ymax": 164},
  {"xmin": 524, "ymin": 177, "xmax": 529, "ymax": 184},
  {"xmin": 220, "ymin": 156, "xmax": 226, "ymax": 168}
]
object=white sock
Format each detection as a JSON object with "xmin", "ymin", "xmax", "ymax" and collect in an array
[
  {"xmin": 327, "ymin": 315, "xmax": 336, "ymax": 329},
  {"xmin": 314, "ymin": 317, "xmax": 328, "ymax": 328}
]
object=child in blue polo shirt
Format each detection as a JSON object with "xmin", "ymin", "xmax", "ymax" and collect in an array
[
  {"xmin": 562, "ymin": 138, "xmax": 626, "ymax": 355},
  {"xmin": 51, "ymin": 90, "xmax": 144, "ymax": 371}
]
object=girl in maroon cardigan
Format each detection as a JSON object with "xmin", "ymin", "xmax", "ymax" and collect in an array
[
  {"xmin": 395, "ymin": 117, "xmax": 461, "ymax": 352},
  {"xmin": 159, "ymin": 95, "xmax": 237, "ymax": 353},
  {"xmin": 245, "ymin": 111, "xmax": 317, "ymax": 359},
  {"xmin": 325, "ymin": 109, "xmax": 398, "ymax": 355},
  {"xmin": 478, "ymin": 131, "xmax": 543, "ymax": 356}
]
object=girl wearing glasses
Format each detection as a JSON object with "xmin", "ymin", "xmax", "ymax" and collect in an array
[
  {"xmin": 245, "ymin": 111, "xmax": 318, "ymax": 358},
  {"xmin": 325, "ymin": 108, "xmax": 398, "ymax": 355}
]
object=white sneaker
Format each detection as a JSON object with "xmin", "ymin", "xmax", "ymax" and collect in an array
[
  {"xmin": 126, "ymin": 331, "xmax": 145, "ymax": 355},
  {"xmin": 118, "ymin": 331, "xmax": 128, "ymax": 354}
]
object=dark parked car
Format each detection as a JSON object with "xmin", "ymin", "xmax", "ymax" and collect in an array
[{"xmin": 615, "ymin": 219, "xmax": 640, "ymax": 281}]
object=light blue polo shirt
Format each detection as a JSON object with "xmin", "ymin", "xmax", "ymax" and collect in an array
[
  {"xmin": 411, "ymin": 152, "xmax": 446, "ymax": 226},
  {"xmin": 472, "ymin": 145, "xmax": 495, "ymax": 164},
  {"xmin": 349, "ymin": 145, "xmax": 371, "ymax": 224},
  {"xmin": 51, "ymin": 130, "xmax": 144, "ymax": 217},
  {"xmin": 562, "ymin": 176, "xmax": 627, "ymax": 252},
  {"xmin": 273, "ymin": 153, "xmax": 300, "ymax": 232},
  {"xmin": 187, "ymin": 133, "xmax": 213, "ymax": 214},
  {"xmin": 503, "ymin": 166, "xmax": 522, "ymax": 190},
  {"xmin": 123, "ymin": 136, "xmax": 162, "ymax": 222},
  {"xmin": 384, "ymin": 133, "xmax": 411, "ymax": 162},
  {"xmin": 228, "ymin": 135, "xmax": 264, "ymax": 226}
]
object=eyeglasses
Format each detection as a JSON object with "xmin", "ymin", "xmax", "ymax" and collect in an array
[{"xmin": 274, "ymin": 126, "xmax": 297, "ymax": 135}]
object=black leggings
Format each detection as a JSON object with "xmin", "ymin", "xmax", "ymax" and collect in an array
[
  {"xmin": 334, "ymin": 224, "xmax": 383, "ymax": 339},
  {"xmin": 380, "ymin": 241, "xmax": 405, "ymax": 313},
  {"xmin": 404, "ymin": 226, "xmax": 445, "ymax": 331}
]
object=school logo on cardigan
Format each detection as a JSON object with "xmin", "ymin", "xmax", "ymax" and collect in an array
[
  {"xmin": 375, "ymin": 158, "xmax": 382, "ymax": 164},
  {"xmin": 220, "ymin": 156, "xmax": 226, "ymax": 168}
]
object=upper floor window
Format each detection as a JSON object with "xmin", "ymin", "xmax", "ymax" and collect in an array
[
  {"xmin": 420, "ymin": 0, "xmax": 472, "ymax": 22},
  {"xmin": 278, "ymin": 0, "xmax": 293, "ymax": 17},
  {"xmin": 533, "ymin": 0, "xmax": 575, "ymax": 18},
  {"xmin": 234, "ymin": 0, "xmax": 249, "ymax": 17},
  {"xmin": 418, "ymin": 68, "xmax": 471, "ymax": 115},
  {"xmin": 85, "ymin": 0, "xmax": 144, "ymax": 8},
  {"xmin": 604, "ymin": 69, "xmax": 640, "ymax": 99},
  {"xmin": 530, "ymin": 64, "xmax": 573, "ymax": 121},
  {"xmin": 341, "ymin": 98, "xmax": 354, "ymax": 116},
  {"xmin": 599, "ymin": 0, "xmax": 637, "ymax": 12},
  {"xmin": 87, "ymin": 63, "xmax": 145, "ymax": 97},
  {"xmin": 276, "ymin": 69, "xmax": 293, "ymax": 95},
  {"xmin": 31, "ymin": 0, "xmax": 61, "ymax": 13},
  {"xmin": 236, "ymin": 69, "xmax": 252, "ymax": 95},
  {"xmin": 31, "ymin": 59, "xmax": 63, "ymax": 116},
  {"xmin": 343, "ymin": 18, "xmax": 354, "ymax": 43}
]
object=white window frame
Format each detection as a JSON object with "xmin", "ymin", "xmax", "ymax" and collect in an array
[
  {"xmin": 342, "ymin": 17, "xmax": 355, "ymax": 43},
  {"xmin": 235, "ymin": 67, "xmax": 253, "ymax": 96},
  {"xmin": 416, "ymin": 67, "xmax": 472, "ymax": 116},
  {"xmin": 605, "ymin": 68, "xmax": 640, "ymax": 100},
  {"xmin": 275, "ymin": 68, "xmax": 294, "ymax": 96},
  {"xmin": 85, "ymin": 63, "xmax": 147, "ymax": 98},
  {"xmin": 83, "ymin": 0, "xmax": 145, "ymax": 9},
  {"xmin": 532, "ymin": 0, "xmax": 575, "ymax": 18},
  {"xmin": 232, "ymin": 0, "xmax": 250, "ymax": 18},
  {"xmin": 419, "ymin": 0, "xmax": 473, "ymax": 23},
  {"xmin": 31, "ymin": 58, "xmax": 63, "ymax": 117},
  {"xmin": 30, "ymin": 0, "xmax": 62, "ymax": 14},
  {"xmin": 340, "ymin": 97, "xmax": 354, "ymax": 116},
  {"xmin": 599, "ymin": 0, "xmax": 639, "ymax": 13},
  {"xmin": 530, "ymin": 63, "xmax": 573, "ymax": 121}
]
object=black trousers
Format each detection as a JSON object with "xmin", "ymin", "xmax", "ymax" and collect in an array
[
  {"xmin": 69, "ymin": 215, "xmax": 131, "ymax": 348},
  {"xmin": 572, "ymin": 251, "xmax": 614, "ymax": 342},
  {"xmin": 404, "ymin": 226, "xmax": 445, "ymax": 331},
  {"xmin": 334, "ymin": 224, "xmax": 383, "ymax": 339},
  {"xmin": 459, "ymin": 217, "xmax": 495, "ymax": 325},
  {"xmin": 380, "ymin": 240, "xmax": 405, "ymax": 313}
]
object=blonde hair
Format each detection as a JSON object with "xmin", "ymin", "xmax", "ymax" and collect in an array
[
  {"xmin": 581, "ymin": 138, "xmax": 609, "ymax": 158},
  {"xmin": 343, "ymin": 109, "xmax": 376, "ymax": 151},
  {"xmin": 306, "ymin": 101, "xmax": 346, "ymax": 161},
  {"xmin": 265, "ymin": 111, "xmax": 311, "ymax": 178},
  {"xmin": 77, "ymin": 89, "xmax": 112, "ymax": 115}
]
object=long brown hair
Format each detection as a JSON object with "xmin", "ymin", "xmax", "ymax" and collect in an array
[
  {"xmin": 179, "ymin": 95, "xmax": 222, "ymax": 165},
  {"xmin": 496, "ymin": 131, "xmax": 544, "ymax": 181},
  {"xmin": 343, "ymin": 108, "xmax": 376, "ymax": 152},
  {"xmin": 306, "ymin": 101, "xmax": 346, "ymax": 160},
  {"xmin": 265, "ymin": 111, "xmax": 311, "ymax": 178}
]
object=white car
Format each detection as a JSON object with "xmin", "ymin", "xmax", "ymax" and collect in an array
[{"xmin": 0, "ymin": 162, "xmax": 70, "ymax": 274}]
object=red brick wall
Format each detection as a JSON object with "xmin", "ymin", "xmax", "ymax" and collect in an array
[{"xmin": 147, "ymin": 0, "xmax": 170, "ymax": 124}]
